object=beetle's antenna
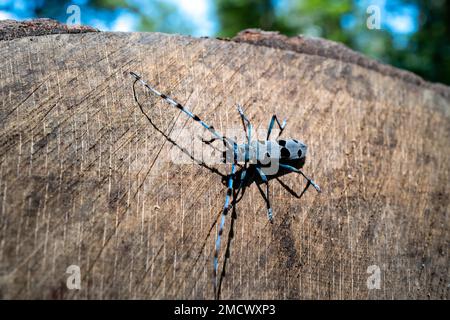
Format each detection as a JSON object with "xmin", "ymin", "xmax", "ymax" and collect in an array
[{"xmin": 131, "ymin": 77, "xmax": 226, "ymax": 178}]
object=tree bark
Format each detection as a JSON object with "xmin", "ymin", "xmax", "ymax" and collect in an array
[{"xmin": 0, "ymin": 20, "xmax": 448, "ymax": 299}]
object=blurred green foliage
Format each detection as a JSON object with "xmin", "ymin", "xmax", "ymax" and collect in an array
[
  {"xmin": 3, "ymin": 0, "xmax": 448, "ymax": 85},
  {"xmin": 215, "ymin": 0, "xmax": 449, "ymax": 85},
  {"xmin": 397, "ymin": 0, "xmax": 450, "ymax": 85},
  {"xmin": 215, "ymin": 0, "xmax": 290, "ymax": 37},
  {"xmin": 14, "ymin": 0, "xmax": 192, "ymax": 34}
]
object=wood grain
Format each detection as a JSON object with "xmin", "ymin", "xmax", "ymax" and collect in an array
[{"xmin": 0, "ymin": 24, "xmax": 449, "ymax": 299}]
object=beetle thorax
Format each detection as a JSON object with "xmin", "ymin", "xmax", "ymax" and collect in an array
[{"xmin": 223, "ymin": 139, "xmax": 307, "ymax": 164}]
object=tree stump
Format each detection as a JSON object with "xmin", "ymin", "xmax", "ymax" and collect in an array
[{"xmin": 0, "ymin": 20, "xmax": 448, "ymax": 299}]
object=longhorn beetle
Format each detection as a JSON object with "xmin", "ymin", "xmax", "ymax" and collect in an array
[{"xmin": 130, "ymin": 72, "xmax": 321, "ymax": 299}]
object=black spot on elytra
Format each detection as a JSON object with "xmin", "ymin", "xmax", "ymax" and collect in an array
[
  {"xmin": 281, "ymin": 147, "xmax": 290, "ymax": 158},
  {"xmin": 297, "ymin": 149, "xmax": 303, "ymax": 158},
  {"xmin": 278, "ymin": 139, "xmax": 286, "ymax": 146},
  {"xmin": 293, "ymin": 139, "xmax": 299, "ymax": 144},
  {"xmin": 266, "ymin": 152, "xmax": 270, "ymax": 158}
]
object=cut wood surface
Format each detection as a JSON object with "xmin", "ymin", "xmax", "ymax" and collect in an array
[{"xmin": 0, "ymin": 20, "xmax": 449, "ymax": 299}]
